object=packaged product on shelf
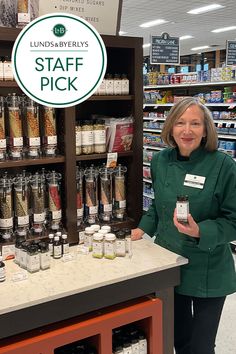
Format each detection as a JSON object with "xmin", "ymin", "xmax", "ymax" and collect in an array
[
  {"xmin": 121, "ymin": 74, "xmax": 129, "ymax": 95},
  {"xmin": 47, "ymin": 171, "xmax": 62, "ymax": 233},
  {"xmin": 75, "ymin": 123, "xmax": 82, "ymax": 155},
  {"xmin": 7, "ymin": 93, "xmax": 23, "ymax": 160},
  {"xmin": 3, "ymin": 57, "xmax": 14, "ymax": 81},
  {"xmin": 99, "ymin": 166, "xmax": 113, "ymax": 222},
  {"xmin": 113, "ymin": 74, "xmax": 122, "ymax": 95},
  {"xmin": 0, "ymin": 176, "xmax": 14, "ymax": 259},
  {"xmin": 0, "ymin": 96, "xmax": 6, "ymax": 160},
  {"xmin": 96, "ymin": 78, "xmax": 106, "ymax": 95},
  {"xmin": 84, "ymin": 166, "xmax": 99, "ymax": 224},
  {"xmin": 42, "ymin": 106, "xmax": 57, "ymax": 157},
  {"xmin": 105, "ymin": 73, "xmax": 114, "ymax": 95},
  {"xmin": 0, "ymin": 59, "xmax": 3, "ymax": 80},
  {"xmin": 93, "ymin": 119, "xmax": 106, "ymax": 153},
  {"xmin": 30, "ymin": 172, "xmax": 46, "ymax": 238},
  {"xmin": 76, "ymin": 166, "xmax": 84, "ymax": 229},
  {"xmin": 113, "ymin": 164, "xmax": 127, "ymax": 220},
  {"xmin": 13, "ymin": 172, "xmax": 30, "ymax": 237},
  {"xmin": 81, "ymin": 120, "xmax": 94, "ymax": 154},
  {"xmin": 25, "ymin": 98, "xmax": 41, "ymax": 158},
  {"xmin": 106, "ymin": 117, "xmax": 133, "ymax": 152},
  {"xmin": 17, "ymin": 0, "xmax": 30, "ymax": 28}
]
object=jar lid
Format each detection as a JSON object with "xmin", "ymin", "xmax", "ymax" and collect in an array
[
  {"xmin": 48, "ymin": 233, "xmax": 54, "ymax": 239},
  {"xmin": 85, "ymin": 227, "xmax": 94, "ymax": 234},
  {"xmin": 62, "ymin": 234, "xmax": 67, "ymax": 239},
  {"xmin": 93, "ymin": 232, "xmax": 103, "ymax": 241},
  {"xmin": 105, "ymin": 233, "xmax": 116, "ymax": 241},
  {"xmin": 54, "ymin": 235, "xmax": 60, "ymax": 241},
  {"xmin": 98, "ymin": 229, "xmax": 107, "ymax": 235},
  {"xmin": 90, "ymin": 224, "xmax": 100, "ymax": 232},
  {"xmin": 116, "ymin": 230, "xmax": 125, "ymax": 239}
]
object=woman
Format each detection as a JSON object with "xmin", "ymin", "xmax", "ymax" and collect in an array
[{"xmin": 132, "ymin": 97, "xmax": 236, "ymax": 354}]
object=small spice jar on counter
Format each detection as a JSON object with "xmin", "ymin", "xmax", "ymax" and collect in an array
[
  {"xmin": 92, "ymin": 232, "xmax": 104, "ymax": 259},
  {"xmin": 104, "ymin": 233, "xmax": 116, "ymax": 260},
  {"xmin": 116, "ymin": 230, "xmax": 126, "ymax": 257}
]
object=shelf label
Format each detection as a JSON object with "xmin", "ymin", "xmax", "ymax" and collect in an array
[
  {"xmin": 12, "ymin": 13, "xmax": 107, "ymax": 108},
  {"xmin": 226, "ymin": 40, "xmax": 236, "ymax": 66},
  {"xmin": 150, "ymin": 33, "xmax": 180, "ymax": 65}
]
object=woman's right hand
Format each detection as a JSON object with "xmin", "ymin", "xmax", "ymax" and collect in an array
[{"xmin": 131, "ymin": 228, "xmax": 144, "ymax": 241}]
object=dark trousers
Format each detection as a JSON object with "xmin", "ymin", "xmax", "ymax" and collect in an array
[{"xmin": 174, "ymin": 292, "xmax": 226, "ymax": 354}]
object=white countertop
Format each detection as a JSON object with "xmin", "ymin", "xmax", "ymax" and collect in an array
[{"xmin": 0, "ymin": 239, "xmax": 188, "ymax": 315}]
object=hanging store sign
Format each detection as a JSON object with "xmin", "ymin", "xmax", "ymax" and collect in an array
[
  {"xmin": 12, "ymin": 13, "xmax": 107, "ymax": 108},
  {"xmin": 150, "ymin": 32, "xmax": 180, "ymax": 65},
  {"xmin": 38, "ymin": 0, "xmax": 122, "ymax": 35},
  {"xmin": 226, "ymin": 40, "xmax": 236, "ymax": 66}
]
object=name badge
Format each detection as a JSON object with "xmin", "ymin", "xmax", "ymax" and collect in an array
[{"xmin": 184, "ymin": 174, "xmax": 206, "ymax": 189}]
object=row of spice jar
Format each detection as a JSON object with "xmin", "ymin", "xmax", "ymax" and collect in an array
[
  {"xmin": 0, "ymin": 170, "xmax": 63, "ymax": 244},
  {"xmin": 94, "ymin": 73, "xmax": 129, "ymax": 96},
  {"xmin": 76, "ymin": 119, "xmax": 106, "ymax": 155},
  {"xmin": 81, "ymin": 224, "xmax": 132, "ymax": 260},
  {"xmin": 0, "ymin": 94, "xmax": 58, "ymax": 160}
]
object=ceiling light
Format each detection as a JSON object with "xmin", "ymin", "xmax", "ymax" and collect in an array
[
  {"xmin": 187, "ymin": 4, "xmax": 224, "ymax": 15},
  {"xmin": 211, "ymin": 26, "xmax": 236, "ymax": 33},
  {"xmin": 119, "ymin": 31, "xmax": 127, "ymax": 35},
  {"xmin": 179, "ymin": 35, "xmax": 194, "ymax": 40},
  {"xmin": 143, "ymin": 43, "xmax": 151, "ymax": 48},
  {"xmin": 191, "ymin": 45, "xmax": 210, "ymax": 51},
  {"xmin": 139, "ymin": 19, "xmax": 168, "ymax": 28}
]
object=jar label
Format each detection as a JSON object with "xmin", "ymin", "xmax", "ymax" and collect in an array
[
  {"xmin": 27, "ymin": 254, "xmax": 40, "ymax": 272},
  {"xmin": 103, "ymin": 203, "xmax": 112, "ymax": 212},
  {"xmin": 93, "ymin": 130, "xmax": 106, "ymax": 144},
  {"xmin": 13, "ymin": 137, "xmax": 23, "ymax": 147},
  {"xmin": 77, "ymin": 208, "xmax": 83, "ymax": 217},
  {"xmin": 0, "ymin": 139, "xmax": 6, "ymax": 148},
  {"xmin": 47, "ymin": 135, "xmax": 57, "ymax": 144},
  {"xmin": 89, "ymin": 205, "xmax": 98, "ymax": 215},
  {"xmin": 104, "ymin": 242, "xmax": 115, "ymax": 257},
  {"xmin": 76, "ymin": 131, "xmax": 82, "ymax": 145},
  {"xmin": 52, "ymin": 209, "xmax": 62, "ymax": 220},
  {"xmin": 33, "ymin": 212, "xmax": 45, "ymax": 222},
  {"xmin": 40, "ymin": 252, "xmax": 50, "ymax": 269},
  {"xmin": 29, "ymin": 137, "xmax": 40, "ymax": 146},
  {"xmin": 82, "ymin": 130, "xmax": 93, "ymax": 146},
  {"xmin": 17, "ymin": 215, "xmax": 29, "ymax": 226},
  {"xmin": 0, "ymin": 218, "xmax": 13, "ymax": 228},
  {"xmin": 92, "ymin": 241, "xmax": 103, "ymax": 255}
]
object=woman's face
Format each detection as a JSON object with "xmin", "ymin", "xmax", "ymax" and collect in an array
[{"xmin": 172, "ymin": 104, "xmax": 206, "ymax": 157}]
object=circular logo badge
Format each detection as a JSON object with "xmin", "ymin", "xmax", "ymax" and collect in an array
[{"xmin": 12, "ymin": 13, "xmax": 107, "ymax": 107}]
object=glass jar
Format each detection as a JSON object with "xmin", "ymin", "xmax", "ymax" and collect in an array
[
  {"xmin": 0, "ymin": 96, "xmax": 6, "ymax": 160},
  {"xmin": 76, "ymin": 166, "xmax": 84, "ymax": 228},
  {"xmin": 75, "ymin": 123, "xmax": 82, "ymax": 155},
  {"xmin": 99, "ymin": 167, "xmax": 112, "ymax": 222},
  {"xmin": 27, "ymin": 244, "xmax": 40, "ymax": 273},
  {"xmin": 13, "ymin": 173, "xmax": 30, "ymax": 233},
  {"xmin": 113, "ymin": 164, "xmax": 127, "ymax": 220},
  {"xmin": 92, "ymin": 232, "xmax": 103, "ymax": 258},
  {"xmin": 104, "ymin": 233, "xmax": 116, "ymax": 259},
  {"xmin": 39, "ymin": 242, "xmax": 50, "ymax": 270},
  {"xmin": 113, "ymin": 74, "xmax": 122, "ymax": 95},
  {"xmin": 81, "ymin": 120, "xmax": 94, "ymax": 154},
  {"xmin": 93, "ymin": 119, "xmax": 106, "ymax": 153},
  {"xmin": 42, "ymin": 106, "xmax": 57, "ymax": 157},
  {"xmin": 47, "ymin": 171, "xmax": 62, "ymax": 232},
  {"xmin": 0, "ymin": 177, "xmax": 13, "ymax": 241},
  {"xmin": 84, "ymin": 166, "xmax": 98, "ymax": 224},
  {"xmin": 116, "ymin": 230, "xmax": 126, "ymax": 257},
  {"xmin": 121, "ymin": 73, "xmax": 129, "ymax": 95},
  {"xmin": 84, "ymin": 226, "xmax": 94, "ymax": 251},
  {"xmin": 25, "ymin": 98, "xmax": 41, "ymax": 158},
  {"xmin": 176, "ymin": 195, "xmax": 189, "ymax": 224},
  {"xmin": 30, "ymin": 172, "xmax": 46, "ymax": 237},
  {"xmin": 7, "ymin": 93, "xmax": 23, "ymax": 160}
]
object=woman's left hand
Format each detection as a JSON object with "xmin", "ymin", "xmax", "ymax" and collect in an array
[{"xmin": 173, "ymin": 209, "xmax": 200, "ymax": 238}]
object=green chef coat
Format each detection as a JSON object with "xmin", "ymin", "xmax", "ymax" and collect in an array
[{"xmin": 139, "ymin": 146, "xmax": 236, "ymax": 297}]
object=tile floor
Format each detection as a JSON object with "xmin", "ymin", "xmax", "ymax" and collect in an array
[
  {"xmin": 143, "ymin": 235, "xmax": 236, "ymax": 353},
  {"xmin": 215, "ymin": 254, "xmax": 236, "ymax": 354}
]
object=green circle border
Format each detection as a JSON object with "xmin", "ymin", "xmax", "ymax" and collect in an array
[{"xmin": 13, "ymin": 14, "xmax": 107, "ymax": 106}]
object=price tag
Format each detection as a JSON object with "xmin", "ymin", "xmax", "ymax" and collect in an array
[{"xmin": 11, "ymin": 271, "xmax": 28, "ymax": 282}]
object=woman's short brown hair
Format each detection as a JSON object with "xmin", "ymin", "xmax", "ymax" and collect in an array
[{"xmin": 161, "ymin": 97, "xmax": 218, "ymax": 151}]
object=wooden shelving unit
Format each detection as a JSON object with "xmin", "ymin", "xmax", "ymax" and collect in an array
[
  {"xmin": 0, "ymin": 26, "xmax": 143, "ymax": 244},
  {"xmin": 0, "ymin": 297, "xmax": 163, "ymax": 354}
]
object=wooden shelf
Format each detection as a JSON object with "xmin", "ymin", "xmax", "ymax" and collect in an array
[
  {"xmin": 89, "ymin": 95, "xmax": 134, "ymax": 101},
  {"xmin": 0, "ymin": 26, "xmax": 21, "ymax": 41},
  {"xmin": 0, "ymin": 81, "xmax": 18, "ymax": 88},
  {"xmin": 76, "ymin": 151, "xmax": 133, "ymax": 161},
  {"xmin": 0, "ymin": 155, "xmax": 65, "ymax": 168},
  {"xmin": 144, "ymin": 80, "xmax": 236, "ymax": 89}
]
